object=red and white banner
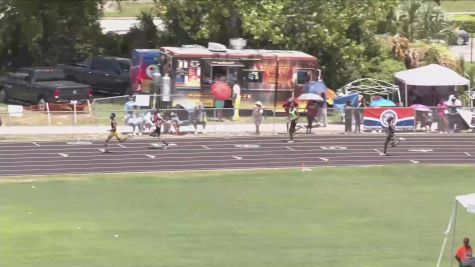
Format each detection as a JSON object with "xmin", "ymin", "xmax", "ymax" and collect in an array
[{"xmin": 363, "ymin": 107, "xmax": 415, "ymax": 129}]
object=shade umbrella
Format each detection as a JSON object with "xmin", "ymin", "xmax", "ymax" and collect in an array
[
  {"xmin": 370, "ymin": 98, "xmax": 396, "ymax": 107},
  {"xmin": 211, "ymin": 81, "xmax": 232, "ymax": 100},
  {"xmin": 297, "ymin": 93, "xmax": 324, "ymax": 101},
  {"xmin": 305, "ymin": 80, "xmax": 328, "ymax": 94},
  {"xmin": 410, "ymin": 104, "xmax": 431, "ymax": 112}
]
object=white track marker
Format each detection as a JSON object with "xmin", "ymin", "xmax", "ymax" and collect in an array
[
  {"xmin": 145, "ymin": 154, "xmax": 156, "ymax": 159},
  {"xmin": 374, "ymin": 149, "xmax": 382, "ymax": 154},
  {"xmin": 409, "ymin": 160, "xmax": 419, "ymax": 164},
  {"xmin": 319, "ymin": 157, "xmax": 329, "ymax": 162},
  {"xmin": 118, "ymin": 144, "xmax": 126, "ymax": 148},
  {"xmin": 168, "ymin": 143, "xmax": 177, "ymax": 147},
  {"xmin": 32, "ymin": 142, "xmax": 40, "ymax": 147},
  {"xmin": 59, "ymin": 153, "xmax": 69, "ymax": 158},
  {"xmin": 98, "ymin": 148, "xmax": 105, "ymax": 153},
  {"xmin": 465, "ymin": 152, "xmax": 472, "ymax": 157},
  {"xmin": 409, "ymin": 149, "xmax": 433, "ymax": 153},
  {"xmin": 202, "ymin": 145, "xmax": 211, "ymax": 150},
  {"xmin": 286, "ymin": 146, "xmax": 295, "ymax": 151},
  {"xmin": 232, "ymin": 156, "xmax": 243, "ymax": 160}
]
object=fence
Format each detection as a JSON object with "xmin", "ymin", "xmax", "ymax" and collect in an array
[{"xmin": 1, "ymin": 102, "xmax": 475, "ymax": 135}]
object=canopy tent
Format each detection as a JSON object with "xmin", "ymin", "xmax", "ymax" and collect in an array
[
  {"xmin": 395, "ymin": 64, "xmax": 471, "ymax": 107},
  {"xmin": 436, "ymin": 193, "xmax": 475, "ymax": 267},
  {"xmin": 337, "ymin": 78, "xmax": 401, "ymax": 104}
]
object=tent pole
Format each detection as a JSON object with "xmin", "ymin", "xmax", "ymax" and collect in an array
[
  {"xmin": 469, "ymin": 83, "xmax": 472, "ymax": 108},
  {"xmin": 436, "ymin": 201, "xmax": 457, "ymax": 267},
  {"xmin": 405, "ymin": 83, "xmax": 408, "ymax": 107},
  {"xmin": 397, "ymin": 88, "xmax": 401, "ymax": 105},
  {"xmin": 450, "ymin": 201, "xmax": 458, "ymax": 267}
]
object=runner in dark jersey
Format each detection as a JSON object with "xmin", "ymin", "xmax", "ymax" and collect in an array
[
  {"xmin": 381, "ymin": 117, "xmax": 405, "ymax": 156},
  {"xmin": 152, "ymin": 109, "xmax": 169, "ymax": 149},
  {"xmin": 103, "ymin": 113, "xmax": 128, "ymax": 152}
]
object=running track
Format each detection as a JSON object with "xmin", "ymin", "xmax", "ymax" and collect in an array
[{"xmin": 1, "ymin": 134, "xmax": 475, "ymax": 177}]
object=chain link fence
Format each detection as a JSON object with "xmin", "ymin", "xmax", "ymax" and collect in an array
[{"xmin": 1, "ymin": 99, "xmax": 475, "ymax": 135}]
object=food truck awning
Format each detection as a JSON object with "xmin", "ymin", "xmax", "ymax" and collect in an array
[{"xmin": 205, "ymin": 60, "xmax": 245, "ymax": 68}]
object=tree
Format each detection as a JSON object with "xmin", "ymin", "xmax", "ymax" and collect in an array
[
  {"xmin": 0, "ymin": 0, "xmax": 102, "ymax": 69},
  {"xmin": 397, "ymin": 0, "xmax": 454, "ymax": 42}
]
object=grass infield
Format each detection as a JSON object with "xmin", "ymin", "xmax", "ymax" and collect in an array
[{"xmin": 1, "ymin": 166, "xmax": 474, "ymax": 267}]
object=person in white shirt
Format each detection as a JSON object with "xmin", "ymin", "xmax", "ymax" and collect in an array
[{"xmin": 232, "ymin": 81, "xmax": 241, "ymax": 121}]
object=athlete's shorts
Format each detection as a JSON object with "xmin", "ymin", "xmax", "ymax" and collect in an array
[
  {"xmin": 109, "ymin": 131, "xmax": 123, "ymax": 141},
  {"xmin": 155, "ymin": 126, "xmax": 162, "ymax": 137}
]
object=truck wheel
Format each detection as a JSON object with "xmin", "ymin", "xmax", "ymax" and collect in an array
[
  {"xmin": 0, "ymin": 89, "xmax": 8, "ymax": 103},
  {"xmin": 37, "ymin": 97, "xmax": 47, "ymax": 111}
]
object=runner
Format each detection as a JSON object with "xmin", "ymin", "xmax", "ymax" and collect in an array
[
  {"xmin": 288, "ymin": 102, "xmax": 299, "ymax": 143},
  {"xmin": 380, "ymin": 116, "xmax": 405, "ymax": 156},
  {"xmin": 103, "ymin": 112, "xmax": 128, "ymax": 153},
  {"xmin": 152, "ymin": 109, "xmax": 169, "ymax": 149}
]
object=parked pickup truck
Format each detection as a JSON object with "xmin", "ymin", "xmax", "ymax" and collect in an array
[
  {"xmin": 58, "ymin": 57, "xmax": 131, "ymax": 95},
  {"xmin": 0, "ymin": 67, "xmax": 92, "ymax": 109}
]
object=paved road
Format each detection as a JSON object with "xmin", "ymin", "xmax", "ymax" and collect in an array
[
  {"xmin": 0, "ymin": 134, "xmax": 474, "ymax": 177},
  {"xmin": 449, "ymin": 38, "xmax": 475, "ymax": 62}
]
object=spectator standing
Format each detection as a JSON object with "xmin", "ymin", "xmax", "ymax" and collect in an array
[
  {"xmin": 124, "ymin": 96, "xmax": 135, "ymax": 120},
  {"xmin": 252, "ymin": 101, "xmax": 264, "ymax": 135},
  {"xmin": 448, "ymin": 96, "xmax": 462, "ymax": 133},
  {"xmin": 344, "ymin": 101, "xmax": 353, "ymax": 134},
  {"xmin": 306, "ymin": 100, "xmax": 318, "ymax": 134},
  {"xmin": 354, "ymin": 97, "xmax": 363, "ymax": 133},
  {"xmin": 437, "ymin": 100, "xmax": 448, "ymax": 133},
  {"xmin": 455, "ymin": 237, "xmax": 472, "ymax": 267},
  {"xmin": 232, "ymin": 81, "xmax": 241, "ymax": 121},
  {"xmin": 320, "ymin": 92, "xmax": 328, "ymax": 127}
]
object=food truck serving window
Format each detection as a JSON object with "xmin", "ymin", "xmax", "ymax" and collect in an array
[
  {"xmin": 175, "ymin": 59, "xmax": 201, "ymax": 88},
  {"xmin": 243, "ymin": 70, "xmax": 264, "ymax": 83},
  {"xmin": 296, "ymin": 69, "xmax": 313, "ymax": 85}
]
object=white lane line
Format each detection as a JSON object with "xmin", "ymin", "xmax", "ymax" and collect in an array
[
  {"xmin": 202, "ymin": 145, "xmax": 211, "ymax": 150},
  {"xmin": 318, "ymin": 157, "xmax": 329, "ymax": 162},
  {"xmin": 32, "ymin": 142, "xmax": 41, "ymax": 147},
  {"xmin": 409, "ymin": 160, "xmax": 419, "ymax": 164},
  {"xmin": 465, "ymin": 152, "xmax": 472, "ymax": 156},
  {"xmin": 285, "ymin": 146, "xmax": 295, "ymax": 151},
  {"xmin": 408, "ymin": 149, "xmax": 433, "ymax": 152},
  {"xmin": 118, "ymin": 144, "xmax": 127, "ymax": 148},
  {"xmin": 232, "ymin": 156, "xmax": 243, "ymax": 160},
  {"xmin": 145, "ymin": 154, "xmax": 156, "ymax": 159},
  {"xmin": 3, "ymin": 150, "xmax": 475, "ymax": 162},
  {"xmin": 3, "ymin": 157, "xmax": 475, "ymax": 173},
  {"xmin": 3, "ymin": 137, "xmax": 474, "ymax": 148},
  {"xmin": 58, "ymin": 153, "xmax": 69, "ymax": 158}
]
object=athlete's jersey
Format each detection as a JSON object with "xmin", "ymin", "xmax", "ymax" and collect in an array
[
  {"xmin": 153, "ymin": 113, "xmax": 165, "ymax": 127},
  {"xmin": 387, "ymin": 123, "xmax": 395, "ymax": 137},
  {"xmin": 289, "ymin": 107, "xmax": 299, "ymax": 121},
  {"xmin": 110, "ymin": 119, "xmax": 117, "ymax": 132}
]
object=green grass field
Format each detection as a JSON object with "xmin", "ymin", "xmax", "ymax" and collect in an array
[
  {"xmin": 1, "ymin": 166, "xmax": 474, "ymax": 267},
  {"xmin": 441, "ymin": 1, "xmax": 475, "ymax": 13}
]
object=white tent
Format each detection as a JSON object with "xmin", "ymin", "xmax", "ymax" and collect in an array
[
  {"xmin": 337, "ymin": 78, "xmax": 401, "ymax": 103},
  {"xmin": 436, "ymin": 193, "xmax": 475, "ymax": 267},
  {"xmin": 394, "ymin": 64, "xmax": 471, "ymax": 106}
]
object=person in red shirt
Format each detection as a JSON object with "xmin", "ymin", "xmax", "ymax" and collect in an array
[{"xmin": 455, "ymin": 237, "xmax": 472, "ymax": 267}]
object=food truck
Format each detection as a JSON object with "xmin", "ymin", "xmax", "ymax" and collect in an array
[
  {"xmin": 130, "ymin": 49, "xmax": 164, "ymax": 93},
  {"xmin": 159, "ymin": 44, "xmax": 319, "ymax": 108}
]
